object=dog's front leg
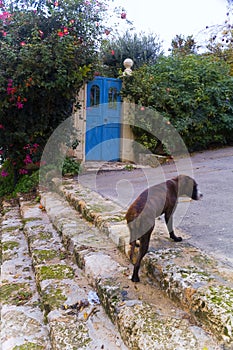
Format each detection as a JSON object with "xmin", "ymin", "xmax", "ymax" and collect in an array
[{"xmin": 165, "ymin": 212, "xmax": 182, "ymax": 242}]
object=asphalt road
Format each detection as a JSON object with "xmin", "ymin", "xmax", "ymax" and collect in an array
[{"xmin": 79, "ymin": 147, "xmax": 233, "ymax": 268}]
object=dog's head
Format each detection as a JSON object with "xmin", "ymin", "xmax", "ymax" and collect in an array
[{"xmin": 176, "ymin": 175, "xmax": 203, "ymax": 200}]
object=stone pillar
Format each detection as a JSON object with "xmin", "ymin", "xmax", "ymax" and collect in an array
[
  {"xmin": 121, "ymin": 59, "xmax": 136, "ymax": 163},
  {"xmin": 120, "ymin": 101, "xmax": 136, "ymax": 163},
  {"xmin": 73, "ymin": 84, "xmax": 87, "ymax": 161}
]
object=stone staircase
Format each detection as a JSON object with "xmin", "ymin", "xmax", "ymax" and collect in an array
[
  {"xmin": 1, "ymin": 177, "xmax": 233, "ymax": 349},
  {"xmin": 1, "ymin": 199, "xmax": 127, "ymax": 350},
  {"xmin": 1, "ymin": 201, "xmax": 50, "ymax": 349}
]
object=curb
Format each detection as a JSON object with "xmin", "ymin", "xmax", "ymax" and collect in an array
[
  {"xmin": 80, "ymin": 161, "xmax": 150, "ymax": 174},
  {"xmin": 52, "ymin": 177, "xmax": 233, "ymax": 348}
]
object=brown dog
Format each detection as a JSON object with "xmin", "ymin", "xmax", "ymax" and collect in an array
[{"xmin": 126, "ymin": 175, "xmax": 202, "ymax": 282}]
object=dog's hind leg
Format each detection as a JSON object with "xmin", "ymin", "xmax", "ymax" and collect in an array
[
  {"xmin": 130, "ymin": 240, "xmax": 136, "ymax": 261},
  {"xmin": 131, "ymin": 227, "xmax": 154, "ymax": 282}
]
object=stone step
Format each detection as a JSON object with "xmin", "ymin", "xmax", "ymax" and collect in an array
[
  {"xmin": 19, "ymin": 199, "xmax": 128, "ymax": 350},
  {"xmin": 50, "ymin": 177, "xmax": 233, "ymax": 349},
  {"xmin": 1, "ymin": 201, "xmax": 51, "ymax": 350},
  {"xmin": 40, "ymin": 190, "xmax": 224, "ymax": 349}
]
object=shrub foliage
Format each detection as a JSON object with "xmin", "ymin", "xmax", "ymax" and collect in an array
[
  {"xmin": 0, "ymin": 0, "xmax": 111, "ymax": 183},
  {"xmin": 122, "ymin": 54, "xmax": 233, "ymax": 152}
]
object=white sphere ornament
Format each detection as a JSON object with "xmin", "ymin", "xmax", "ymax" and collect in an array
[{"xmin": 123, "ymin": 58, "xmax": 134, "ymax": 76}]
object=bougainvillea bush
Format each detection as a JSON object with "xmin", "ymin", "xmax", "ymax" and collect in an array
[
  {"xmin": 122, "ymin": 54, "xmax": 233, "ymax": 153},
  {"xmin": 0, "ymin": 0, "xmax": 121, "ymax": 194}
]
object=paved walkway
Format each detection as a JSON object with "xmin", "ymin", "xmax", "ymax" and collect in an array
[{"xmin": 79, "ymin": 146, "xmax": 233, "ymax": 268}]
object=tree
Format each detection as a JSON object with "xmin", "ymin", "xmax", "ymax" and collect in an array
[
  {"xmin": 170, "ymin": 34, "xmax": 199, "ymax": 55},
  {"xmin": 199, "ymin": 5, "xmax": 233, "ymax": 74},
  {"xmin": 121, "ymin": 54, "xmax": 233, "ymax": 153},
  {"xmin": 99, "ymin": 30, "xmax": 164, "ymax": 77},
  {"xmin": 0, "ymin": 0, "xmax": 114, "ymax": 184}
]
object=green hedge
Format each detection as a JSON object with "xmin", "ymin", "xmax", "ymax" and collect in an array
[{"xmin": 122, "ymin": 54, "xmax": 233, "ymax": 152}]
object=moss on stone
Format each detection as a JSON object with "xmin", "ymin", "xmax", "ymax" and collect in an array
[
  {"xmin": 90, "ymin": 204, "xmax": 116, "ymax": 213},
  {"xmin": 192, "ymin": 285, "xmax": 233, "ymax": 343},
  {"xmin": 50, "ymin": 320, "xmax": 91, "ymax": 348},
  {"xmin": 22, "ymin": 217, "xmax": 42, "ymax": 224},
  {"xmin": 2, "ymin": 226, "xmax": 22, "ymax": 233},
  {"xmin": 1, "ymin": 208, "xmax": 11, "ymax": 215},
  {"xmin": 13, "ymin": 344, "xmax": 44, "ymax": 350},
  {"xmin": 28, "ymin": 224, "xmax": 44, "ymax": 231},
  {"xmin": 0, "ymin": 283, "xmax": 33, "ymax": 305},
  {"xmin": 207, "ymin": 285, "xmax": 233, "ymax": 309},
  {"xmin": 1, "ymin": 241, "xmax": 20, "ymax": 261},
  {"xmin": 28, "ymin": 231, "xmax": 53, "ymax": 244},
  {"xmin": 191, "ymin": 254, "xmax": 216, "ymax": 268},
  {"xmin": 41, "ymin": 286, "xmax": 67, "ymax": 313},
  {"xmin": 38, "ymin": 231, "xmax": 53, "ymax": 240},
  {"xmin": 96, "ymin": 279, "xmax": 122, "ymax": 323},
  {"xmin": 108, "ymin": 215, "xmax": 126, "ymax": 222},
  {"xmin": 118, "ymin": 303, "xmax": 202, "ymax": 349},
  {"xmin": 32, "ymin": 249, "xmax": 60, "ymax": 264},
  {"xmin": 2, "ymin": 241, "xmax": 20, "ymax": 251},
  {"xmin": 35, "ymin": 264, "xmax": 74, "ymax": 282}
]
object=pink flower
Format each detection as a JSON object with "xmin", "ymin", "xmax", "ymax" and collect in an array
[
  {"xmin": 7, "ymin": 86, "xmax": 16, "ymax": 95},
  {"xmin": 0, "ymin": 124, "xmax": 4, "ymax": 129},
  {"xmin": 16, "ymin": 101, "xmax": 24, "ymax": 109},
  {"xmin": 0, "ymin": 11, "xmax": 11, "ymax": 22},
  {"xmin": 19, "ymin": 169, "xmax": 28, "ymax": 175},
  {"xmin": 24, "ymin": 154, "xmax": 32, "ymax": 164},
  {"xmin": 20, "ymin": 41, "xmax": 26, "ymax": 46},
  {"xmin": 1, "ymin": 170, "xmax": 8, "ymax": 177}
]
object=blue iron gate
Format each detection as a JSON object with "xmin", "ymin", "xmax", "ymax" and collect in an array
[{"xmin": 85, "ymin": 77, "xmax": 122, "ymax": 161}]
